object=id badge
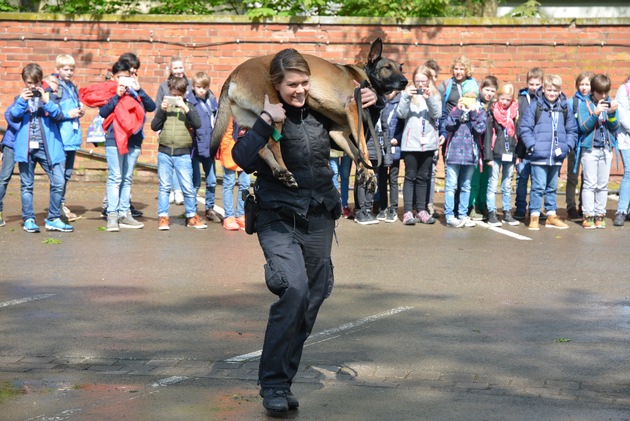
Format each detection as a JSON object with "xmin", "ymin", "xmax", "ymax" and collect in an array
[
  {"xmin": 29, "ymin": 141, "xmax": 39, "ymax": 149},
  {"xmin": 72, "ymin": 120, "xmax": 79, "ymax": 130},
  {"xmin": 554, "ymin": 147, "xmax": 562, "ymax": 157},
  {"xmin": 501, "ymin": 153, "xmax": 513, "ymax": 162}
]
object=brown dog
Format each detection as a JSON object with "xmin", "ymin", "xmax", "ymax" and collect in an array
[{"xmin": 210, "ymin": 38, "xmax": 407, "ymax": 190}]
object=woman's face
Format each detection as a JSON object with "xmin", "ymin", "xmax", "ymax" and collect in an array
[
  {"xmin": 170, "ymin": 61, "xmax": 185, "ymax": 78},
  {"xmin": 275, "ymin": 70, "xmax": 310, "ymax": 108},
  {"xmin": 453, "ymin": 64, "xmax": 467, "ymax": 82},
  {"xmin": 414, "ymin": 73, "xmax": 429, "ymax": 89}
]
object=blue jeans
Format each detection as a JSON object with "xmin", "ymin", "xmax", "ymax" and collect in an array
[
  {"xmin": 157, "ymin": 152, "xmax": 197, "ymax": 217},
  {"xmin": 330, "ymin": 157, "xmax": 340, "ymax": 190},
  {"xmin": 0, "ymin": 146, "xmax": 16, "ymax": 212},
  {"xmin": 515, "ymin": 159, "xmax": 531, "ymax": 215},
  {"xmin": 222, "ymin": 168, "xmax": 250, "ymax": 218},
  {"xmin": 192, "ymin": 154, "xmax": 217, "ymax": 211},
  {"xmin": 487, "ymin": 159, "xmax": 515, "ymax": 213},
  {"xmin": 61, "ymin": 150, "xmax": 76, "ymax": 203},
  {"xmin": 106, "ymin": 145, "xmax": 140, "ymax": 215},
  {"xmin": 444, "ymin": 164, "xmax": 475, "ymax": 220},
  {"xmin": 618, "ymin": 149, "xmax": 630, "ymax": 214},
  {"xmin": 339, "ymin": 155, "xmax": 352, "ymax": 207},
  {"xmin": 19, "ymin": 148, "xmax": 65, "ymax": 221},
  {"xmin": 529, "ymin": 164, "xmax": 560, "ymax": 215}
]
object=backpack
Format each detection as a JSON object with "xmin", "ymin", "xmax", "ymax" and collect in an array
[
  {"xmin": 86, "ymin": 114, "xmax": 106, "ymax": 145},
  {"xmin": 533, "ymin": 102, "xmax": 569, "ymax": 126}
]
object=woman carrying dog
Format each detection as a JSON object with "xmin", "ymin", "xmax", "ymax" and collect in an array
[{"xmin": 232, "ymin": 48, "xmax": 381, "ymax": 415}]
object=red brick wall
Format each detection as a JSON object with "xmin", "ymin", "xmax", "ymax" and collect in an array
[{"xmin": 0, "ymin": 14, "xmax": 629, "ymax": 171}]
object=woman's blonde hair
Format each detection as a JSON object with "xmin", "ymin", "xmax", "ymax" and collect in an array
[
  {"xmin": 411, "ymin": 65, "xmax": 437, "ymax": 104},
  {"xmin": 450, "ymin": 55, "xmax": 473, "ymax": 77}
]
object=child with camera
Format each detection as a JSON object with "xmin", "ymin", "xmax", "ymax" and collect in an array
[
  {"xmin": 151, "ymin": 76, "xmax": 205, "ymax": 230},
  {"xmin": 576, "ymin": 74, "xmax": 619, "ymax": 229},
  {"xmin": 9, "ymin": 63, "xmax": 72, "ymax": 233}
]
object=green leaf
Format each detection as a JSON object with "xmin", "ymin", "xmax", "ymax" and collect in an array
[
  {"xmin": 554, "ymin": 337, "xmax": 571, "ymax": 343},
  {"xmin": 42, "ymin": 238, "xmax": 62, "ymax": 245}
]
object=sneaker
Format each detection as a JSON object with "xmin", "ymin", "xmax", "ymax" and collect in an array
[
  {"xmin": 385, "ymin": 207, "xmax": 398, "ymax": 223},
  {"xmin": 447, "ymin": 217, "xmax": 465, "ymax": 228},
  {"xmin": 236, "ymin": 216, "xmax": 246, "ymax": 230},
  {"xmin": 415, "ymin": 210, "xmax": 436, "ymax": 224},
  {"xmin": 205, "ymin": 208, "xmax": 224, "ymax": 223},
  {"xmin": 0, "ymin": 211, "xmax": 4, "ymax": 227},
  {"xmin": 260, "ymin": 388, "xmax": 289, "ymax": 414},
  {"xmin": 468, "ymin": 207, "xmax": 484, "ymax": 221},
  {"xmin": 119, "ymin": 213, "xmax": 144, "ymax": 229},
  {"xmin": 539, "ymin": 211, "xmax": 548, "ymax": 221},
  {"xmin": 62, "ymin": 204, "xmax": 80, "ymax": 222},
  {"xmin": 427, "ymin": 203, "xmax": 436, "ymax": 218},
  {"xmin": 45, "ymin": 218, "xmax": 73, "ymax": 232},
  {"xmin": 613, "ymin": 212, "xmax": 626, "ymax": 227},
  {"xmin": 545, "ymin": 214, "xmax": 568, "ymax": 229},
  {"xmin": 341, "ymin": 206, "xmax": 354, "ymax": 219},
  {"xmin": 502, "ymin": 210, "xmax": 520, "ymax": 226},
  {"xmin": 158, "ymin": 216, "xmax": 170, "ymax": 230},
  {"xmin": 513, "ymin": 210, "xmax": 526, "ymax": 221},
  {"xmin": 595, "ymin": 215, "xmax": 607, "ymax": 229},
  {"xmin": 223, "ymin": 216, "xmax": 240, "ymax": 230},
  {"xmin": 402, "ymin": 211, "xmax": 416, "ymax": 225},
  {"xmin": 354, "ymin": 210, "xmax": 378, "ymax": 225},
  {"xmin": 487, "ymin": 211, "xmax": 501, "ymax": 227},
  {"xmin": 186, "ymin": 214, "xmax": 208, "ymax": 229},
  {"xmin": 567, "ymin": 207, "xmax": 582, "ymax": 221},
  {"xmin": 101, "ymin": 207, "xmax": 107, "ymax": 219},
  {"xmin": 174, "ymin": 190, "xmax": 184, "ymax": 205},
  {"xmin": 582, "ymin": 215, "xmax": 596, "ymax": 230},
  {"xmin": 169, "ymin": 191, "xmax": 175, "ymax": 204},
  {"xmin": 461, "ymin": 216, "xmax": 476, "ymax": 227},
  {"xmin": 528, "ymin": 215, "xmax": 540, "ymax": 231},
  {"xmin": 23, "ymin": 218, "xmax": 40, "ymax": 233},
  {"xmin": 107, "ymin": 213, "xmax": 119, "ymax": 232},
  {"xmin": 130, "ymin": 205, "xmax": 143, "ymax": 218},
  {"xmin": 376, "ymin": 209, "xmax": 387, "ymax": 221}
]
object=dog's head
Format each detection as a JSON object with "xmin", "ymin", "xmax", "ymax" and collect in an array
[{"xmin": 365, "ymin": 38, "xmax": 408, "ymax": 96}]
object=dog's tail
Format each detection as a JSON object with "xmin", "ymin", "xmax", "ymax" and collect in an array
[{"xmin": 210, "ymin": 78, "xmax": 233, "ymax": 159}]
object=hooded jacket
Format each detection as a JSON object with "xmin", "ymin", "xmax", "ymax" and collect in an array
[
  {"xmin": 397, "ymin": 91, "xmax": 441, "ymax": 152},
  {"xmin": 186, "ymin": 90, "xmax": 218, "ymax": 158},
  {"xmin": 56, "ymin": 78, "xmax": 83, "ymax": 151},
  {"xmin": 519, "ymin": 90, "xmax": 578, "ymax": 165}
]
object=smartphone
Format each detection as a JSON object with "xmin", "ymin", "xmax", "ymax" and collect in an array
[
  {"xmin": 164, "ymin": 96, "xmax": 179, "ymax": 106},
  {"xmin": 118, "ymin": 76, "xmax": 136, "ymax": 88},
  {"xmin": 601, "ymin": 100, "xmax": 611, "ymax": 106},
  {"xmin": 31, "ymin": 89, "xmax": 41, "ymax": 97}
]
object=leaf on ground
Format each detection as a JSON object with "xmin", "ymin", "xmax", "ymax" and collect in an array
[
  {"xmin": 42, "ymin": 238, "xmax": 62, "ymax": 244},
  {"xmin": 554, "ymin": 337, "xmax": 571, "ymax": 343}
]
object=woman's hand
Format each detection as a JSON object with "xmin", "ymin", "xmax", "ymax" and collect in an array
[
  {"xmin": 262, "ymin": 94, "xmax": 286, "ymax": 125},
  {"xmin": 353, "ymin": 80, "xmax": 377, "ymax": 108}
]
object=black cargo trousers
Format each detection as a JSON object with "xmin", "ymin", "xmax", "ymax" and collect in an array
[{"xmin": 256, "ymin": 205, "xmax": 336, "ymax": 390}]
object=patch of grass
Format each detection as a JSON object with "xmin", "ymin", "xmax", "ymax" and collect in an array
[
  {"xmin": 554, "ymin": 337, "xmax": 571, "ymax": 343},
  {"xmin": 97, "ymin": 226, "xmax": 107, "ymax": 231},
  {"xmin": 42, "ymin": 238, "xmax": 62, "ymax": 244},
  {"xmin": 0, "ymin": 381, "xmax": 24, "ymax": 403}
]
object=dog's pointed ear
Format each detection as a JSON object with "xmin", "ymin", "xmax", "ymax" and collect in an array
[{"xmin": 368, "ymin": 38, "xmax": 383, "ymax": 64}]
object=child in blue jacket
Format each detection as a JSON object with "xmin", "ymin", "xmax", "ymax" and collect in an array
[
  {"xmin": 10, "ymin": 63, "xmax": 72, "ymax": 233},
  {"xmin": 520, "ymin": 74, "xmax": 578, "ymax": 230}
]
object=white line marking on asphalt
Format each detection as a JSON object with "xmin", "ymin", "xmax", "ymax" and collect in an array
[
  {"xmin": 0, "ymin": 294, "xmax": 55, "ymax": 308},
  {"xmin": 224, "ymin": 306, "xmax": 412, "ymax": 363},
  {"xmin": 476, "ymin": 221, "xmax": 532, "ymax": 241},
  {"xmin": 152, "ymin": 375, "xmax": 189, "ymax": 387}
]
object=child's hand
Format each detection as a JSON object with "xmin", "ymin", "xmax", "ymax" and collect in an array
[
  {"xmin": 404, "ymin": 84, "xmax": 418, "ymax": 97},
  {"xmin": 20, "ymin": 88, "xmax": 33, "ymax": 101},
  {"xmin": 486, "ymin": 160, "xmax": 494, "ymax": 167},
  {"xmin": 439, "ymin": 135, "xmax": 446, "ymax": 146},
  {"xmin": 595, "ymin": 99, "xmax": 611, "ymax": 114},
  {"xmin": 68, "ymin": 108, "xmax": 83, "ymax": 118},
  {"xmin": 116, "ymin": 83, "xmax": 126, "ymax": 97},
  {"xmin": 609, "ymin": 99, "xmax": 619, "ymax": 113},
  {"xmin": 390, "ymin": 138, "xmax": 399, "ymax": 146},
  {"xmin": 160, "ymin": 99, "xmax": 169, "ymax": 111}
]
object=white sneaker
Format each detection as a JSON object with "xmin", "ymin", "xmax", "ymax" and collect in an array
[
  {"xmin": 461, "ymin": 216, "xmax": 476, "ymax": 227},
  {"xmin": 447, "ymin": 217, "xmax": 465, "ymax": 228},
  {"xmin": 174, "ymin": 190, "xmax": 184, "ymax": 205},
  {"xmin": 169, "ymin": 191, "xmax": 175, "ymax": 204}
]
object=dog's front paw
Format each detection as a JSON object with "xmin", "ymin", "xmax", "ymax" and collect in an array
[{"xmin": 274, "ymin": 168, "xmax": 299, "ymax": 189}]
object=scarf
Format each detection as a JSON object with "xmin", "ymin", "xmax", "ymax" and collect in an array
[{"xmin": 492, "ymin": 100, "xmax": 518, "ymax": 137}]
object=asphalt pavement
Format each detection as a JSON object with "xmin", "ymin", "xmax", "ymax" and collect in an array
[{"xmin": 0, "ymin": 178, "xmax": 629, "ymax": 420}]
